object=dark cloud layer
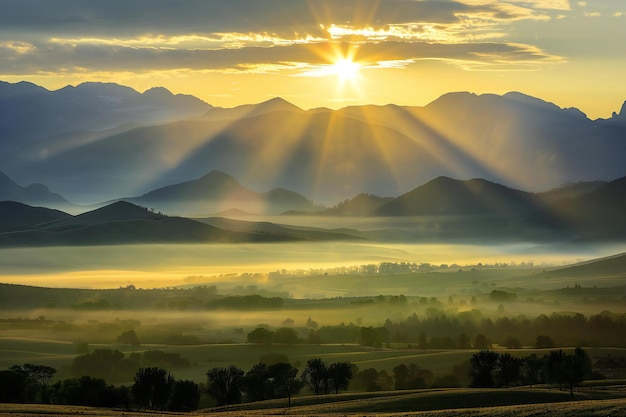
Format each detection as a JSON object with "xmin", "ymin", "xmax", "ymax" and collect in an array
[
  {"xmin": 0, "ymin": 40, "xmax": 557, "ymax": 74},
  {"xmin": 0, "ymin": 0, "xmax": 533, "ymax": 38},
  {"xmin": 0, "ymin": 0, "xmax": 564, "ymax": 76}
]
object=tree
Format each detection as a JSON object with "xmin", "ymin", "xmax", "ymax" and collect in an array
[
  {"xmin": 247, "ymin": 327, "xmax": 274, "ymax": 344},
  {"xmin": 562, "ymin": 347, "xmax": 592, "ymax": 398},
  {"xmin": 169, "ymin": 380, "xmax": 200, "ymax": 412},
  {"xmin": 473, "ymin": 334, "xmax": 491, "ymax": 349},
  {"xmin": 418, "ymin": 332, "xmax": 429, "ymax": 349},
  {"xmin": 301, "ymin": 358, "xmax": 328, "ymax": 395},
  {"xmin": 132, "ymin": 367, "xmax": 174, "ymax": 410},
  {"xmin": 393, "ymin": 364, "xmax": 409, "ymax": 390},
  {"xmin": 267, "ymin": 362, "xmax": 302, "ymax": 408},
  {"xmin": 71, "ymin": 349, "xmax": 136, "ymax": 382},
  {"xmin": 274, "ymin": 327, "xmax": 298, "ymax": 345},
  {"xmin": 206, "ymin": 365, "xmax": 244, "ymax": 406},
  {"xmin": 535, "ymin": 335, "xmax": 555, "ymax": 349},
  {"xmin": 544, "ymin": 349, "xmax": 565, "ymax": 389},
  {"xmin": 353, "ymin": 368, "xmax": 393, "ymax": 392},
  {"xmin": 503, "ymin": 335, "xmax": 522, "ymax": 349},
  {"xmin": 242, "ymin": 363, "xmax": 270, "ymax": 402},
  {"xmin": 358, "ymin": 326, "xmax": 387, "ymax": 347},
  {"xmin": 306, "ymin": 317, "xmax": 318, "ymax": 329},
  {"xmin": 116, "ymin": 329, "xmax": 140, "ymax": 346},
  {"xmin": 497, "ymin": 353, "xmax": 522, "ymax": 387},
  {"xmin": 10, "ymin": 364, "xmax": 56, "ymax": 403},
  {"xmin": 520, "ymin": 353, "xmax": 544, "ymax": 387},
  {"xmin": 0, "ymin": 369, "xmax": 26, "ymax": 403},
  {"xmin": 469, "ymin": 350, "xmax": 500, "ymax": 387},
  {"xmin": 393, "ymin": 363, "xmax": 430, "ymax": 389},
  {"xmin": 327, "ymin": 362, "xmax": 353, "ymax": 394},
  {"xmin": 52, "ymin": 376, "xmax": 124, "ymax": 407},
  {"xmin": 457, "ymin": 333, "xmax": 471, "ymax": 349}
]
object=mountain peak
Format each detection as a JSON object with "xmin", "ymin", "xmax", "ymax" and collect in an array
[
  {"xmin": 0, "ymin": 170, "xmax": 18, "ymax": 188},
  {"xmin": 613, "ymin": 100, "xmax": 626, "ymax": 121},
  {"xmin": 73, "ymin": 81, "xmax": 138, "ymax": 94},
  {"xmin": 138, "ymin": 170, "xmax": 247, "ymax": 203},
  {"xmin": 257, "ymin": 97, "xmax": 302, "ymax": 112},
  {"xmin": 375, "ymin": 176, "xmax": 535, "ymax": 216},
  {"xmin": 197, "ymin": 170, "xmax": 239, "ymax": 185},
  {"xmin": 0, "ymin": 80, "xmax": 49, "ymax": 97},
  {"xmin": 143, "ymin": 86, "xmax": 173, "ymax": 97}
]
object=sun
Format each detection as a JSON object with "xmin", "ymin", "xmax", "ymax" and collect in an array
[{"xmin": 331, "ymin": 58, "xmax": 361, "ymax": 81}]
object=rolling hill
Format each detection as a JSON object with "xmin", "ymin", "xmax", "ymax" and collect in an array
[
  {"xmin": 0, "ymin": 201, "xmax": 251, "ymax": 247},
  {"xmin": 0, "ymin": 201, "xmax": 71, "ymax": 232},
  {"xmin": 0, "ymin": 201, "xmax": 367, "ymax": 247}
]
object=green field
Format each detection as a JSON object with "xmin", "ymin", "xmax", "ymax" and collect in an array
[
  {"xmin": 3, "ymin": 390, "xmax": 626, "ymax": 416},
  {"xmin": 2, "ymin": 334, "xmax": 626, "ymax": 386},
  {"xmin": 2, "ymin": 247, "xmax": 626, "ymax": 414}
]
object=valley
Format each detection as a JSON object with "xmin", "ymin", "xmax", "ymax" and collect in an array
[{"xmin": 0, "ymin": 81, "xmax": 625, "ymax": 415}]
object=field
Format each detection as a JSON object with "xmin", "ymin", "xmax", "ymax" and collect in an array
[
  {"xmin": 2, "ymin": 391, "xmax": 626, "ymax": 416},
  {"xmin": 2, "ymin": 242, "xmax": 626, "ymax": 414},
  {"xmin": 3, "ymin": 332, "xmax": 626, "ymax": 385}
]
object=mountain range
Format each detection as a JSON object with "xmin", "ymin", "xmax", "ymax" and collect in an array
[
  {"xmin": 0, "ymin": 200, "xmax": 361, "ymax": 247},
  {"xmin": 0, "ymin": 173, "xmax": 623, "ymax": 246},
  {"xmin": 125, "ymin": 170, "xmax": 321, "ymax": 216},
  {"xmin": 0, "ymin": 170, "xmax": 71, "ymax": 208},
  {"xmin": 1, "ymin": 80, "xmax": 625, "ymax": 205}
]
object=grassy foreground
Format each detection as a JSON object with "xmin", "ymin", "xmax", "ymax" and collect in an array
[{"xmin": 2, "ymin": 388, "xmax": 626, "ymax": 417}]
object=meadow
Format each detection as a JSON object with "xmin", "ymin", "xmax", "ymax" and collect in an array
[{"xmin": 1, "ymin": 241, "xmax": 625, "ymax": 414}]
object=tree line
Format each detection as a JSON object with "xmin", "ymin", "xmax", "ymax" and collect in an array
[
  {"xmin": 469, "ymin": 347, "xmax": 593, "ymax": 397},
  {"xmin": 0, "ymin": 348, "xmax": 599, "ymax": 410},
  {"xmin": 0, "ymin": 357, "xmax": 353, "ymax": 411},
  {"xmin": 308, "ymin": 310, "xmax": 626, "ymax": 348}
]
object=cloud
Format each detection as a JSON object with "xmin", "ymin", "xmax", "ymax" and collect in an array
[
  {"xmin": 0, "ymin": 38, "xmax": 561, "ymax": 77},
  {"xmin": 0, "ymin": 0, "xmax": 566, "ymax": 79},
  {"xmin": 0, "ymin": 0, "xmax": 554, "ymax": 40}
]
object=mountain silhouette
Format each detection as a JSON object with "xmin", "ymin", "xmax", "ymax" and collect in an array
[
  {"xmin": 130, "ymin": 170, "xmax": 319, "ymax": 215},
  {"xmin": 199, "ymin": 96, "xmax": 302, "ymax": 122},
  {"xmin": 373, "ymin": 177, "xmax": 539, "ymax": 216},
  {"xmin": 0, "ymin": 201, "xmax": 71, "ymax": 232},
  {"xmin": 0, "ymin": 201, "xmax": 249, "ymax": 246},
  {"xmin": 0, "ymin": 81, "xmax": 211, "ymax": 179},
  {"xmin": 0, "ymin": 201, "xmax": 357, "ymax": 247},
  {"xmin": 2, "ymin": 81, "xmax": 625, "ymax": 204},
  {"xmin": 0, "ymin": 170, "xmax": 71, "ymax": 208},
  {"xmin": 527, "ymin": 176, "xmax": 626, "ymax": 240},
  {"xmin": 323, "ymin": 193, "xmax": 394, "ymax": 216}
]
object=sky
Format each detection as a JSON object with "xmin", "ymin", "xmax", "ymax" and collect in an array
[{"xmin": 1, "ymin": 0, "xmax": 625, "ymax": 119}]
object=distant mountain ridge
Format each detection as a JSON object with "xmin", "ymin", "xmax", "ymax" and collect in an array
[
  {"xmin": 0, "ymin": 81, "xmax": 210, "ymax": 145},
  {"xmin": 127, "ymin": 170, "xmax": 320, "ymax": 215},
  {"xmin": 373, "ymin": 177, "xmax": 539, "ymax": 216},
  {"xmin": 0, "ymin": 170, "xmax": 71, "ymax": 208},
  {"xmin": 1, "ymin": 80, "xmax": 625, "ymax": 204},
  {"xmin": 0, "ymin": 173, "xmax": 624, "ymax": 245}
]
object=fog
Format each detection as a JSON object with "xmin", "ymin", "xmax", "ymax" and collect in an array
[{"xmin": 1, "ymin": 241, "xmax": 623, "ymax": 290}]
